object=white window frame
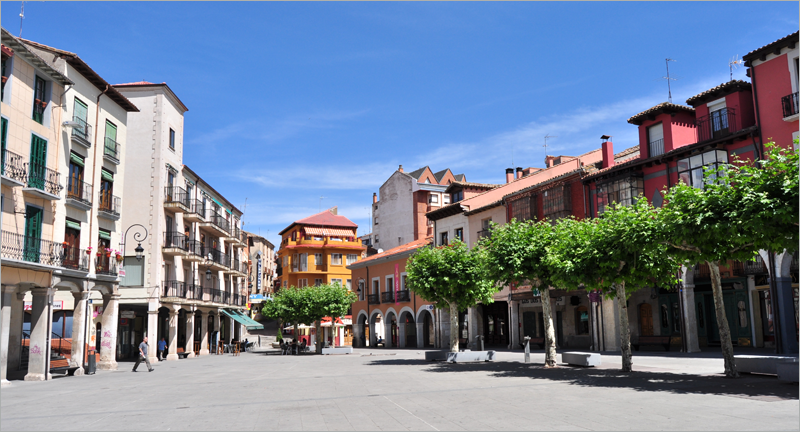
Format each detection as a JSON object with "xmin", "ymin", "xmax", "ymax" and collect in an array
[
  {"xmin": 331, "ymin": 253, "xmax": 342, "ymax": 266},
  {"xmin": 299, "ymin": 278, "xmax": 308, "ymax": 287},
  {"xmin": 707, "ymin": 97, "xmax": 727, "ymax": 113},
  {"xmin": 385, "ymin": 275, "xmax": 394, "ymax": 294},
  {"xmin": 372, "ymin": 277, "xmax": 380, "ymax": 295},
  {"xmin": 429, "ymin": 193, "xmax": 438, "ymax": 204},
  {"xmin": 331, "ymin": 278, "xmax": 343, "ymax": 286},
  {"xmin": 346, "ymin": 254, "xmax": 358, "ymax": 265},
  {"xmin": 400, "ymin": 271, "xmax": 408, "ymax": 291},
  {"xmin": 314, "ymin": 253, "xmax": 323, "ymax": 265}
]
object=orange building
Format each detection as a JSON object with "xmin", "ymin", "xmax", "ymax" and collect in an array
[{"xmin": 276, "ymin": 207, "xmax": 365, "ymax": 291}]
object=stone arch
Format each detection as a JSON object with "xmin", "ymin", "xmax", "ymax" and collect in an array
[
  {"xmin": 369, "ymin": 309, "xmax": 385, "ymax": 347},
  {"xmin": 384, "ymin": 308, "xmax": 398, "ymax": 348},
  {"xmin": 417, "ymin": 307, "xmax": 436, "ymax": 348},
  {"xmin": 51, "ymin": 276, "xmax": 85, "ymax": 293},
  {"xmin": 353, "ymin": 310, "xmax": 369, "ymax": 348},
  {"xmin": 397, "ymin": 306, "xmax": 416, "ymax": 348},
  {"xmin": 88, "ymin": 281, "xmax": 115, "ymax": 296}
]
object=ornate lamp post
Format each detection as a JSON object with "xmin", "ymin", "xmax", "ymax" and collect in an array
[{"xmin": 120, "ymin": 223, "xmax": 148, "ymax": 262}]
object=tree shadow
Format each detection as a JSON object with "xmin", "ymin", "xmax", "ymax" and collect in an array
[{"xmin": 364, "ymin": 359, "xmax": 798, "ymax": 401}]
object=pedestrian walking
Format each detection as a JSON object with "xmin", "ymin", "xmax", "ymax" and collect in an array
[
  {"xmin": 133, "ymin": 336, "xmax": 154, "ymax": 372},
  {"xmin": 158, "ymin": 337, "xmax": 167, "ymax": 361}
]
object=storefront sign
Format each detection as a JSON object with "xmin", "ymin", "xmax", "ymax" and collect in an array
[
  {"xmin": 24, "ymin": 301, "xmax": 63, "ymax": 311},
  {"xmin": 249, "ymin": 294, "xmax": 265, "ymax": 301},
  {"xmin": 520, "ymin": 296, "xmax": 565, "ymax": 306},
  {"xmin": 120, "ymin": 318, "xmax": 129, "ymax": 326},
  {"xmin": 120, "ymin": 311, "xmax": 136, "ymax": 319},
  {"xmin": 256, "ymin": 254, "xmax": 263, "ymax": 293}
]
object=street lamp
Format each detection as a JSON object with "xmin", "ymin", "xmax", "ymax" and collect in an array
[{"xmin": 121, "ymin": 224, "xmax": 148, "ymax": 262}]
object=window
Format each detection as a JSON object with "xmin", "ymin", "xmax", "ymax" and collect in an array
[
  {"xmin": 429, "ymin": 193, "xmax": 438, "ymax": 204},
  {"xmin": 331, "ymin": 278, "xmax": 342, "ymax": 286},
  {"xmin": 346, "ymin": 254, "xmax": 358, "ymax": 265},
  {"xmin": 331, "ymin": 253, "xmax": 342, "ymax": 265},
  {"xmin": 299, "ymin": 253, "xmax": 308, "ymax": 272},
  {"xmin": 315, "ymin": 253, "xmax": 323, "ymax": 265},
  {"xmin": 32, "ymin": 76, "xmax": 46, "ymax": 124},
  {"xmin": 374, "ymin": 235, "xmax": 379, "ymax": 244},
  {"xmin": 28, "ymin": 134, "xmax": 48, "ymax": 191},
  {"xmin": 444, "ymin": 194, "xmax": 450, "ymax": 204},
  {"xmin": 169, "ymin": 128, "xmax": 176, "ymax": 150},
  {"xmin": 452, "ymin": 191, "xmax": 464, "ymax": 203},
  {"xmin": 283, "ymin": 280, "xmax": 288, "ymax": 288},
  {"xmin": 372, "ymin": 279, "xmax": 380, "ymax": 295},
  {"xmin": 440, "ymin": 231, "xmax": 448, "ymax": 246},
  {"xmin": 647, "ymin": 123, "xmax": 664, "ymax": 157},
  {"xmin": 104, "ymin": 121, "xmax": 118, "ymax": 160},
  {"xmin": 595, "ymin": 177, "xmax": 644, "ymax": 215},
  {"xmin": 99, "ymin": 169, "xmax": 114, "ymax": 213},
  {"xmin": 542, "ymin": 184, "xmax": 572, "ymax": 223},
  {"xmin": 401, "ymin": 274, "xmax": 407, "ymax": 290},
  {"xmin": 346, "ymin": 279, "xmax": 352, "ymax": 290},
  {"xmin": 454, "ymin": 228, "xmax": 463, "ymax": 242},
  {"xmin": 1, "ymin": 54, "xmax": 8, "ymax": 100},
  {"xmin": 314, "ymin": 278, "xmax": 323, "ymax": 286},
  {"xmin": 121, "ymin": 257, "xmax": 145, "ymax": 286},
  {"xmin": 575, "ymin": 306, "xmax": 589, "ymax": 335},
  {"xmin": 386, "ymin": 277, "xmax": 394, "ymax": 293},
  {"xmin": 358, "ymin": 280, "xmax": 365, "ymax": 300},
  {"xmin": 1, "ymin": 118, "xmax": 7, "ymax": 164},
  {"xmin": 292, "ymin": 253, "xmax": 298, "ymax": 271},
  {"xmin": 374, "ymin": 217, "xmax": 378, "ymax": 225},
  {"xmin": 23, "ymin": 205, "xmax": 43, "ymax": 262},
  {"xmin": 67, "ymin": 152, "xmax": 85, "ymax": 202},
  {"xmin": 72, "ymin": 98, "xmax": 89, "ymax": 141},
  {"xmin": 510, "ymin": 195, "xmax": 535, "ymax": 222},
  {"xmin": 299, "ymin": 279, "xmax": 308, "ymax": 287},
  {"xmin": 677, "ymin": 150, "xmax": 728, "ymax": 189}
]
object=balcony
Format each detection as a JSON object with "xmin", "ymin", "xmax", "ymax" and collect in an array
[
  {"xmin": 184, "ymin": 200, "xmax": 206, "ymax": 222},
  {"xmin": 744, "ymin": 255, "xmax": 768, "ymax": 275},
  {"xmin": 1, "ymin": 149, "xmax": 26, "ymax": 187},
  {"xmin": 70, "ymin": 116, "xmax": 92, "ymax": 148},
  {"xmin": 164, "ymin": 186, "xmax": 190, "ymax": 212},
  {"xmin": 396, "ymin": 289, "xmax": 411, "ymax": 302},
  {"xmin": 648, "ymin": 138, "xmax": 664, "ymax": 158},
  {"xmin": 1, "ymin": 231, "xmax": 65, "ymax": 268},
  {"xmin": 95, "ymin": 254, "xmax": 119, "ymax": 277},
  {"xmin": 103, "ymin": 137, "xmax": 120, "ymax": 164},
  {"xmin": 189, "ymin": 284, "xmax": 204, "ymax": 301},
  {"xmin": 65, "ymin": 179, "xmax": 92, "ymax": 211},
  {"xmin": 381, "ymin": 291, "xmax": 394, "ymax": 303},
  {"xmin": 184, "ymin": 240, "xmax": 204, "ymax": 262},
  {"xmin": 696, "ymin": 107, "xmax": 737, "ymax": 143},
  {"xmin": 163, "ymin": 280, "xmax": 188, "ymax": 299},
  {"xmin": 367, "ymin": 294, "xmax": 380, "ymax": 305},
  {"xmin": 22, "ymin": 162, "xmax": 62, "ymax": 200},
  {"xmin": 61, "ymin": 246, "xmax": 90, "ymax": 272},
  {"xmin": 163, "ymin": 232, "xmax": 188, "ymax": 256},
  {"xmin": 205, "ymin": 247, "xmax": 230, "ymax": 270},
  {"xmin": 98, "ymin": 193, "xmax": 121, "ymax": 220},
  {"xmin": 199, "ymin": 211, "xmax": 230, "ymax": 236},
  {"xmin": 782, "ymin": 92, "xmax": 799, "ymax": 120}
]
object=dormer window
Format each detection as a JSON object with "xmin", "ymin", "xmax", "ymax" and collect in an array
[{"xmin": 647, "ymin": 123, "xmax": 664, "ymax": 157}]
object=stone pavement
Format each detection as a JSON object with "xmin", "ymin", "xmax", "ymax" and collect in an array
[{"xmin": 0, "ymin": 348, "xmax": 797, "ymax": 431}]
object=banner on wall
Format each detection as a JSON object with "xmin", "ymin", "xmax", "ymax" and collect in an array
[
  {"xmin": 394, "ymin": 264, "xmax": 400, "ymax": 305},
  {"xmin": 256, "ymin": 253, "xmax": 263, "ymax": 293}
]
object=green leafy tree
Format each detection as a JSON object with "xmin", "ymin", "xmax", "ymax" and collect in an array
[
  {"xmin": 482, "ymin": 220, "xmax": 559, "ymax": 367},
  {"xmin": 548, "ymin": 200, "xmax": 680, "ymax": 372},
  {"xmin": 262, "ymin": 286, "xmax": 304, "ymax": 337},
  {"xmin": 406, "ymin": 239, "xmax": 497, "ymax": 352}
]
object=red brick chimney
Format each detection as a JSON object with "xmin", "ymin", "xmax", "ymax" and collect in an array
[
  {"xmin": 601, "ymin": 135, "xmax": 614, "ymax": 169},
  {"xmin": 373, "ymin": 192, "xmax": 377, "ymax": 204},
  {"xmin": 544, "ymin": 156, "xmax": 557, "ymax": 168},
  {"xmin": 515, "ymin": 167, "xmax": 523, "ymax": 179},
  {"xmin": 505, "ymin": 168, "xmax": 514, "ymax": 184},
  {"xmin": 398, "ymin": 165, "xmax": 404, "ymax": 173}
]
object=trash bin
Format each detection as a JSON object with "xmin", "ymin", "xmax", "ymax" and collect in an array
[{"xmin": 86, "ymin": 351, "xmax": 97, "ymax": 375}]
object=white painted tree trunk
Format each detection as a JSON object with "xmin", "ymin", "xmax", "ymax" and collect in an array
[
  {"xmin": 615, "ymin": 282, "xmax": 633, "ymax": 372},
  {"xmin": 707, "ymin": 261, "xmax": 738, "ymax": 378},
  {"xmin": 540, "ymin": 288, "xmax": 557, "ymax": 367},
  {"xmin": 449, "ymin": 302, "xmax": 459, "ymax": 353}
]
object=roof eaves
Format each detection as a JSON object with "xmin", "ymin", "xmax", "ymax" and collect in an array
[
  {"xmin": 627, "ymin": 102, "xmax": 695, "ymax": 126},
  {"xmin": 113, "ymin": 81, "xmax": 189, "ymax": 112},
  {"xmin": 685, "ymin": 80, "xmax": 751, "ymax": 107},
  {"xmin": 1, "ymin": 28, "xmax": 72, "ymax": 86},
  {"xmin": 743, "ymin": 31, "xmax": 799, "ymax": 65}
]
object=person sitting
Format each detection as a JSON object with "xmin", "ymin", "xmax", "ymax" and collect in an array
[
  {"xmin": 291, "ymin": 339, "xmax": 298, "ymax": 355},
  {"xmin": 376, "ymin": 336, "xmax": 384, "ymax": 347}
]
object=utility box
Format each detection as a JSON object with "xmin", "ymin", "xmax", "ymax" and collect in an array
[{"xmin": 86, "ymin": 351, "xmax": 96, "ymax": 375}]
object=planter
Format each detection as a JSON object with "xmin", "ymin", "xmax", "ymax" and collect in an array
[{"xmin": 115, "ymin": 256, "xmax": 124, "ymax": 263}]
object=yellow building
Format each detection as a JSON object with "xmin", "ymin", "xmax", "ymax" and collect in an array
[{"xmin": 276, "ymin": 207, "xmax": 364, "ymax": 291}]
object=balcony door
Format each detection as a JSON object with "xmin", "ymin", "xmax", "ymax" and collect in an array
[
  {"xmin": 99, "ymin": 169, "xmax": 113, "ymax": 211},
  {"xmin": 23, "ymin": 205, "xmax": 43, "ymax": 262},
  {"xmin": 64, "ymin": 222, "xmax": 81, "ymax": 268},
  {"xmin": 28, "ymin": 135, "xmax": 47, "ymax": 189},
  {"xmin": 68, "ymin": 153, "xmax": 84, "ymax": 200}
]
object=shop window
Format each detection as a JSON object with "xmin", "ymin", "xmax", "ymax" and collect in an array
[{"xmin": 575, "ymin": 306, "xmax": 589, "ymax": 335}]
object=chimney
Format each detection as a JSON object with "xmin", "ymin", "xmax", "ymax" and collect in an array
[
  {"xmin": 601, "ymin": 135, "xmax": 614, "ymax": 169},
  {"xmin": 373, "ymin": 192, "xmax": 377, "ymax": 204},
  {"xmin": 398, "ymin": 165, "xmax": 404, "ymax": 173},
  {"xmin": 515, "ymin": 167, "xmax": 523, "ymax": 179},
  {"xmin": 544, "ymin": 156, "xmax": 557, "ymax": 168},
  {"xmin": 505, "ymin": 168, "xmax": 514, "ymax": 184}
]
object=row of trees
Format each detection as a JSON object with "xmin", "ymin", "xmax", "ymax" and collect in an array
[{"xmin": 406, "ymin": 143, "xmax": 797, "ymax": 377}]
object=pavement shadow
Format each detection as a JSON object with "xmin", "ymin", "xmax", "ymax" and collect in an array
[{"xmin": 365, "ymin": 359, "xmax": 799, "ymax": 401}]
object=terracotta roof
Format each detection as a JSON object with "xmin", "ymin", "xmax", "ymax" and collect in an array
[
  {"xmin": 114, "ymin": 81, "xmax": 156, "ymax": 85},
  {"xmin": 347, "ymin": 237, "xmax": 431, "ymax": 268},
  {"xmin": 686, "ymin": 80, "xmax": 752, "ymax": 107},
  {"xmin": 279, "ymin": 208, "xmax": 358, "ymax": 235},
  {"xmin": 614, "ymin": 145, "xmax": 640, "ymax": 159},
  {"xmin": 743, "ymin": 31, "xmax": 799, "ymax": 65},
  {"xmin": 113, "ymin": 81, "xmax": 189, "ymax": 112},
  {"xmin": 19, "ymin": 38, "xmax": 139, "ymax": 112},
  {"xmin": 627, "ymin": 102, "xmax": 695, "ymax": 126},
  {"xmin": 444, "ymin": 181, "xmax": 500, "ymax": 194},
  {"xmin": 1, "ymin": 28, "xmax": 72, "ymax": 86}
]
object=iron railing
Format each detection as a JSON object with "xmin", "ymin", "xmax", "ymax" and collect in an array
[
  {"xmin": 396, "ymin": 290, "xmax": 411, "ymax": 302},
  {"xmin": 164, "ymin": 186, "xmax": 190, "ymax": 208},
  {"xmin": 98, "ymin": 193, "xmax": 121, "ymax": 217},
  {"xmin": 477, "ymin": 229, "xmax": 492, "ymax": 240},
  {"xmin": 693, "ymin": 263, "xmax": 710, "ymax": 281},
  {"xmin": 367, "ymin": 294, "xmax": 380, "ymax": 305},
  {"xmin": 95, "ymin": 254, "xmax": 119, "ymax": 276},
  {"xmin": 207, "ymin": 211, "xmax": 230, "ymax": 234},
  {"xmin": 66, "ymin": 178, "xmax": 92, "ymax": 206},
  {"xmin": 185, "ymin": 240, "xmax": 203, "ymax": 257},
  {"xmin": 25, "ymin": 162, "xmax": 62, "ymax": 195},
  {"xmin": 697, "ymin": 107, "xmax": 737, "ymax": 143},
  {"xmin": 104, "ymin": 137, "xmax": 120, "ymax": 161},
  {"xmin": 1, "ymin": 230, "xmax": 65, "ymax": 266},
  {"xmin": 190, "ymin": 284, "xmax": 204, "ymax": 301},
  {"xmin": 163, "ymin": 280, "xmax": 187, "ymax": 298},
  {"xmin": 71, "ymin": 116, "xmax": 92, "ymax": 144},
  {"xmin": 187, "ymin": 199, "xmax": 206, "ymax": 218},
  {"xmin": 164, "ymin": 232, "xmax": 188, "ymax": 250},
  {"xmin": 2, "ymin": 148, "xmax": 26, "ymax": 181},
  {"xmin": 204, "ymin": 247, "xmax": 230, "ymax": 268},
  {"xmin": 648, "ymin": 138, "xmax": 664, "ymax": 157},
  {"xmin": 381, "ymin": 292, "xmax": 394, "ymax": 303},
  {"xmin": 782, "ymin": 92, "xmax": 799, "ymax": 118},
  {"xmin": 62, "ymin": 246, "xmax": 89, "ymax": 271},
  {"xmin": 744, "ymin": 255, "xmax": 768, "ymax": 275}
]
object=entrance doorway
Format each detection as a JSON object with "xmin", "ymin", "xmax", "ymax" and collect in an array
[{"xmin": 482, "ymin": 302, "xmax": 508, "ymax": 346}]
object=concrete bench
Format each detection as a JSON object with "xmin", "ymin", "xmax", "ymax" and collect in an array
[
  {"xmin": 446, "ymin": 350, "xmax": 495, "ymax": 363},
  {"xmin": 562, "ymin": 351, "xmax": 601, "ymax": 367},
  {"xmin": 777, "ymin": 362, "xmax": 799, "ymax": 383},
  {"xmin": 735, "ymin": 355, "xmax": 798, "ymax": 375},
  {"xmin": 322, "ymin": 347, "xmax": 353, "ymax": 355}
]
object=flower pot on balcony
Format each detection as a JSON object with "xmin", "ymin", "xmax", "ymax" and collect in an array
[{"xmin": 115, "ymin": 255, "xmax": 123, "ymax": 263}]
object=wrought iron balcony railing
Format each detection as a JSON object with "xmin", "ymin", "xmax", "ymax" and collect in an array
[
  {"xmin": 187, "ymin": 199, "xmax": 206, "ymax": 217},
  {"xmin": 207, "ymin": 211, "xmax": 230, "ymax": 233},
  {"xmin": 25, "ymin": 162, "xmax": 62, "ymax": 195},
  {"xmin": 380, "ymin": 291, "xmax": 394, "ymax": 303},
  {"xmin": 1, "ymin": 231, "xmax": 65, "ymax": 266},
  {"xmin": 163, "ymin": 280, "xmax": 187, "ymax": 298},
  {"xmin": 696, "ymin": 107, "xmax": 737, "ymax": 143},
  {"xmin": 744, "ymin": 256, "xmax": 768, "ymax": 275},
  {"xmin": 66, "ymin": 178, "xmax": 92, "ymax": 206},
  {"xmin": 2, "ymin": 149, "xmax": 26, "ymax": 182},
  {"xmin": 164, "ymin": 186, "xmax": 191, "ymax": 208},
  {"xmin": 104, "ymin": 137, "xmax": 120, "ymax": 161},
  {"xmin": 367, "ymin": 294, "xmax": 380, "ymax": 305},
  {"xmin": 782, "ymin": 92, "xmax": 799, "ymax": 118},
  {"xmin": 70, "ymin": 116, "xmax": 92, "ymax": 144},
  {"xmin": 98, "ymin": 193, "xmax": 121, "ymax": 217},
  {"xmin": 164, "ymin": 232, "xmax": 188, "ymax": 250},
  {"xmin": 95, "ymin": 254, "xmax": 119, "ymax": 276},
  {"xmin": 477, "ymin": 229, "xmax": 492, "ymax": 240},
  {"xmin": 396, "ymin": 289, "xmax": 411, "ymax": 302},
  {"xmin": 62, "ymin": 246, "xmax": 89, "ymax": 271},
  {"xmin": 185, "ymin": 239, "xmax": 203, "ymax": 257}
]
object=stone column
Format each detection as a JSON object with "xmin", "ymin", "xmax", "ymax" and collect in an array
[
  {"xmin": 69, "ymin": 290, "xmax": 90, "ymax": 375},
  {"xmin": 398, "ymin": 316, "xmax": 406, "ymax": 348},
  {"xmin": 98, "ymin": 293, "xmax": 120, "ymax": 371},
  {"xmin": 147, "ymin": 310, "xmax": 159, "ymax": 364},
  {"xmin": 1, "ymin": 286, "xmax": 16, "ymax": 386},
  {"xmin": 185, "ymin": 308, "xmax": 195, "ymax": 358},
  {"xmin": 167, "ymin": 305, "xmax": 180, "ymax": 361},
  {"xmin": 25, "ymin": 287, "xmax": 54, "ymax": 381},
  {"xmin": 601, "ymin": 297, "xmax": 620, "ymax": 352},
  {"xmin": 416, "ymin": 312, "xmax": 425, "ymax": 348},
  {"xmin": 680, "ymin": 266, "xmax": 701, "ymax": 353},
  {"xmin": 199, "ymin": 311, "xmax": 209, "ymax": 355},
  {"xmin": 213, "ymin": 312, "xmax": 220, "ymax": 353},
  {"xmin": 509, "ymin": 301, "xmax": 519, "ymax": 350},
  {"xmin": 8, "ymin": 292, "xmax": 24, "ymax": 372}
]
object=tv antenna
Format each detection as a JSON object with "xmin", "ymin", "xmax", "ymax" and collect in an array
[
  {"xmin": 19, "ymin": 1, "xmax": 25, "ymax": 37},
  {"xmin": 660, "ymin": 58, "xmax": 678, "ymax": 103},
  {"xmin": 543, "ymin": 134, "xmax": 558, "ymax": 158},
  {"xmin": 729, "ymin": 55, "xmax": 743, "ymax": 81}
]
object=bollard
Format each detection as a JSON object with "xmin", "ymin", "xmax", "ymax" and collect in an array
[
  {"xmin": 480, "ymin": 335, "xmax": 484, "ymax": 352},
  {"xmin": 524, "ymin": 336, "xmax": 531, "ymax": 363}
]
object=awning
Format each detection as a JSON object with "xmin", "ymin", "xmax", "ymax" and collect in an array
[
  {"xmin": 230, "ymin": 309, "xmax": 264, "ymax": 329},
  {"xmin": 101, "ymin": 169, "xmax": 114, "ymax": 182},
  {"xmin": 303, "ymin": 227, "xmax": 354, "ymax": 237},
  {"xmin": 98, "ymin": 230, "xmax": 111, "ymax": 240},
  {"xmin": 221, "ymin": 309, "xmax": 263, "ymax": 330},
  {"xmin": 65, "ymin": 219, "xmax": 81, "ymax": 231},
  {"xmin": 70, "ymin": 152, "xmax": 85, "ymax": 167}
]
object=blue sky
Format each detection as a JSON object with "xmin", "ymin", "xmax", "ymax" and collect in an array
[{"xmin": 3, "ymin": 2, "xmax": 796, "ymax": 247}]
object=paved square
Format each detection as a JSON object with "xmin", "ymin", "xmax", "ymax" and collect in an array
[{"xmin": 1, "ymin": 349, "xmax": 797, "ymax": 431}]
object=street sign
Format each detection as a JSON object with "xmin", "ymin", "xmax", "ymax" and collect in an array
[{"xmin": 24, "ymin": 301, "xmax": 63, "ymax": 311}]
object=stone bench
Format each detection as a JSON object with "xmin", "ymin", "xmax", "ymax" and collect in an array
[
  {"xmin": 446, "ymin": 350, "xmax": 495, "ymax": 363},
  {"xmin": 321, "ymin": 347, "xmax": 353, "ymax": 355},
  {"xmin": 735, "ymin": 355, "xmax": 798, "ymax": 375},
  {"xmin": 562, "ymin": 351, "xmax": 601, "ymax": 367},
  {"xmin": 777, "ymin": 362, "xmax": 799, "ymax": 383}
]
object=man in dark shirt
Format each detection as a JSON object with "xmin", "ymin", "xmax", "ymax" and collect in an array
[{"xmin": 132, "ymin": 336, "xmax": 154, "ymax": 372}]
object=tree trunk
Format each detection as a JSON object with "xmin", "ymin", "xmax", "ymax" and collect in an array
[
  {"xmin": 315, "ymin": 321, "xmax": 322, "ymax": 354},
  {"xmin": 615, "ymin": 282, "xmax": 633, "ymax": 372},
  {"xmin": 708, "ymin": 261, "xmax": 739, "ymax": 378},
  {"xmin": 449, "ymin": 302, "xmax": 459, "ymax": 353},
  {"xmin": 540, "ymin": 287, "xmax": 557, "ymax": 367}
]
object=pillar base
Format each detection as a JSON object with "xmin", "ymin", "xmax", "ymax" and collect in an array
[
  {"xmin": 1, "ymin": 379, "xmax": 10, "ymax": 387},
  {"xmin": 166, "ymin": 354, "xmax": 179, "ymax": 361},
  {"xmin": 72, "ymin": 367, "xmax": 85, "ymax": 376},
  {"xmin": 24, "ymin": 373, "xmax": 46, "ymax": 381},
  {"xmin": 187, "ymin": 352, "xmax": 196, "ymax": 358},
  {"xmin": 199, "ymin": 349, "xmax": 209, "ymax": 356},
  {"xmin": 97, "ymin": 360, "xmax": 117, "ymax": 371},
  {"xmin": 148, "ymin": 356, "xmax": 159, "ymax": 364}
]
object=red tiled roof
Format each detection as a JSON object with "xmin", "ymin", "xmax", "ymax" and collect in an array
[
  {"xmin": 279, "ymin": 208, "xmax": 358, "ymax": 235},
  {"xmin": 349, "ymin": 237, "xmax": 431, "ymax": 267},
  {"xmin": 743, "ymin": 31, "xmax": 799, "ymax": 64},
  {"xmin": 686, "ymin": 80, "xmax": 751, "ymax": 107},
  {"xmin": 627, "ymin": 102, "xmax": 694, "ymax": 125},
  {"xmin": 113, "ymin": 81, "xmax": 157, "ymax": 86}
]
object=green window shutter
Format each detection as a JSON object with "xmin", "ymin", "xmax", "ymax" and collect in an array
[
  {"xmin": 98, "ymin": 229, "xmax": 111, "ymax": 240},
  {"xmin": 65, "ymin": 219, "xmax": 81, "ymax": 231},
  {"xmin": 28, "ymin": 135, "xmax": 47, "ymax": 189},
  {"xmin": 101, "ymin": 169, "xmax": 113, "ymax": 182},
  {"xmin": 121, "ymin": 257, "xmax": 145, "ymax": 286},
  {"xmin": 73, "ymin": 98, "xmax": 88, "ymax": 122},
  {"xmin": 105, "ymin": 121, "xmax": 117, "ymax": 141},
  {"xmin": 70, "ymin": 152, "xmax": 85, "ymax": 167},
  {"xmin": 23, "ymin": 205, "xmax": 43, "ymax": 262}
]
